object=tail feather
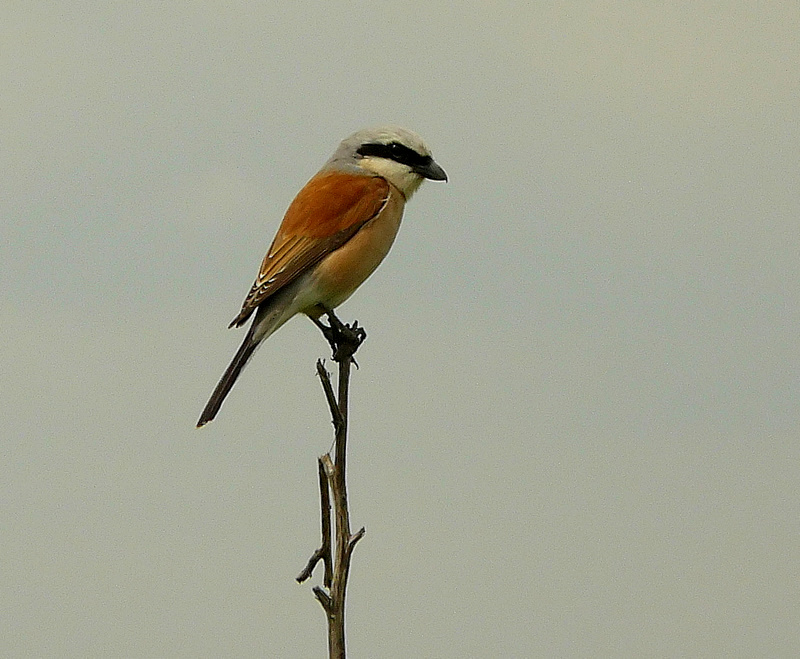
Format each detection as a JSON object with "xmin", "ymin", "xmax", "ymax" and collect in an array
[
  {"xmin": 197, "ymin": 285, "xmax": 301, "ymax": 428},
  {"xmin": 197, "ymin": 327, "xmax": 259, "ymax": 427}
]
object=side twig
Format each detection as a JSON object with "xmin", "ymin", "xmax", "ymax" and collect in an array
[
  {"xmin": 297, "ymin": 311, "xmax": 367, "ymax": 659},
  {"xmin": 296, "ymin": 458, "xmax": 332, "ymax": 587}
]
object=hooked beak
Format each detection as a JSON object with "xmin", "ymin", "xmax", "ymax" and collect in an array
[{"xmin": 414, "ymin": 158, "xmax": 448, "ymax": 182}]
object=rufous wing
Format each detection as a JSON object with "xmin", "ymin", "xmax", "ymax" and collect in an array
[{"xmin": 229, "ymin": 172, "xmax": 390, "ymax": 328}]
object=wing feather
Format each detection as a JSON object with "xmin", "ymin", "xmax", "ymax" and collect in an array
[{"xmin": 229, "ymin": 172, "xmax": 390, "ymax": 328}]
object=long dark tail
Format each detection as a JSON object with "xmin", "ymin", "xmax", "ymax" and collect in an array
[{"xmin": 197, "ymin": 326, "xmax": 259, "ymax": 427}]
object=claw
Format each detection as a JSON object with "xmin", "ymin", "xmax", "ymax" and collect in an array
[{"xmin": 312, "ymin": 311, "xmax": 366, "ymax": 363}]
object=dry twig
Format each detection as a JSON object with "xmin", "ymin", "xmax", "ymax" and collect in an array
[{"xmin": 297, "ymin": 311, "xmax": 366, "ymax": 659}]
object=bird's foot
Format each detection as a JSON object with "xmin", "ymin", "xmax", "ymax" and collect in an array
[{"xmin": 313, "ymin": 310, "xmax": 366, "ymax": 364}]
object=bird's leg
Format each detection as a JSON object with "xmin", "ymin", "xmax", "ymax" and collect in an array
[
  {"xmin": 312, "ymin": 315, "xmax": 337, "ymax": 349},
  {"xmin": 312, "ymin": 309, "xmax": 366, "ymax": 364}
]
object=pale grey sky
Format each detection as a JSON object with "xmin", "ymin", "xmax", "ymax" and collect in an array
[{"xmin": 3, "ymin": 2, "xmax": 799, "ymax": 657}]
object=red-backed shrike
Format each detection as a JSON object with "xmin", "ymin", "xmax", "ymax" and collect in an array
[{"xmin": 197, "ymin": 126, "xmax": 447, "ymax": 427}]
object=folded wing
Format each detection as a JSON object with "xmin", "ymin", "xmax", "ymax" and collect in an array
[{"xmin": 229, "ymin": 172, "xmax": 390, "ymax": 328}]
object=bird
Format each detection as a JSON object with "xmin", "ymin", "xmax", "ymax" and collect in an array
[{"xmin": 197, "ymin": 125, "xmax": 447, "ymax": 427}]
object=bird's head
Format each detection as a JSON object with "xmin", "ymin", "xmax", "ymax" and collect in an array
[{"xmin": 328, "ymin": 125, "xmax": 447, "ymax": 198}]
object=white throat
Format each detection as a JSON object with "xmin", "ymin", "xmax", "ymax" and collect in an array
[{"xmin": 358, "ymin": 156, "xmax": 425, "ymax": 199}]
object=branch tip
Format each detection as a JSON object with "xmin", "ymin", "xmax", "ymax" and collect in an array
[{"xmin": 313, "ymin": 586, "xmax": 332, "ymax": 613}]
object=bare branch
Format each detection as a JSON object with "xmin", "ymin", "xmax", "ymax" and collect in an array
[
  {"xmin": 316, "ymin": 360, "xmax": 343, "ymax": 431},
  {"xmin": 313, "ymin": 586, "xmax": 332, "ymax": 613},
  {"xmin": 299, "ymin": 313, "xmax": 367, "ymax": 658},
  {"xmin": 348, "ymin": 527, "xmax": 366, "ymax": 552},
  {"xmin": 320, "ymin": 454, "xmax": 335, "ymax": 478},
  {"xmin": 297, "ymin": 458, "xmax": 332, "ymax": 587}
]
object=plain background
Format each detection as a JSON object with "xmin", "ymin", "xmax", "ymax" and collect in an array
[{"xmin": 3, "ymin": 2, "xmax": 798, "ymax": 657}]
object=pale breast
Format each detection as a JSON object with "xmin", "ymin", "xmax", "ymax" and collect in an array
[{"xmin": 304, "ymin": 184, "xmax": 406, "ymax": 311}]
